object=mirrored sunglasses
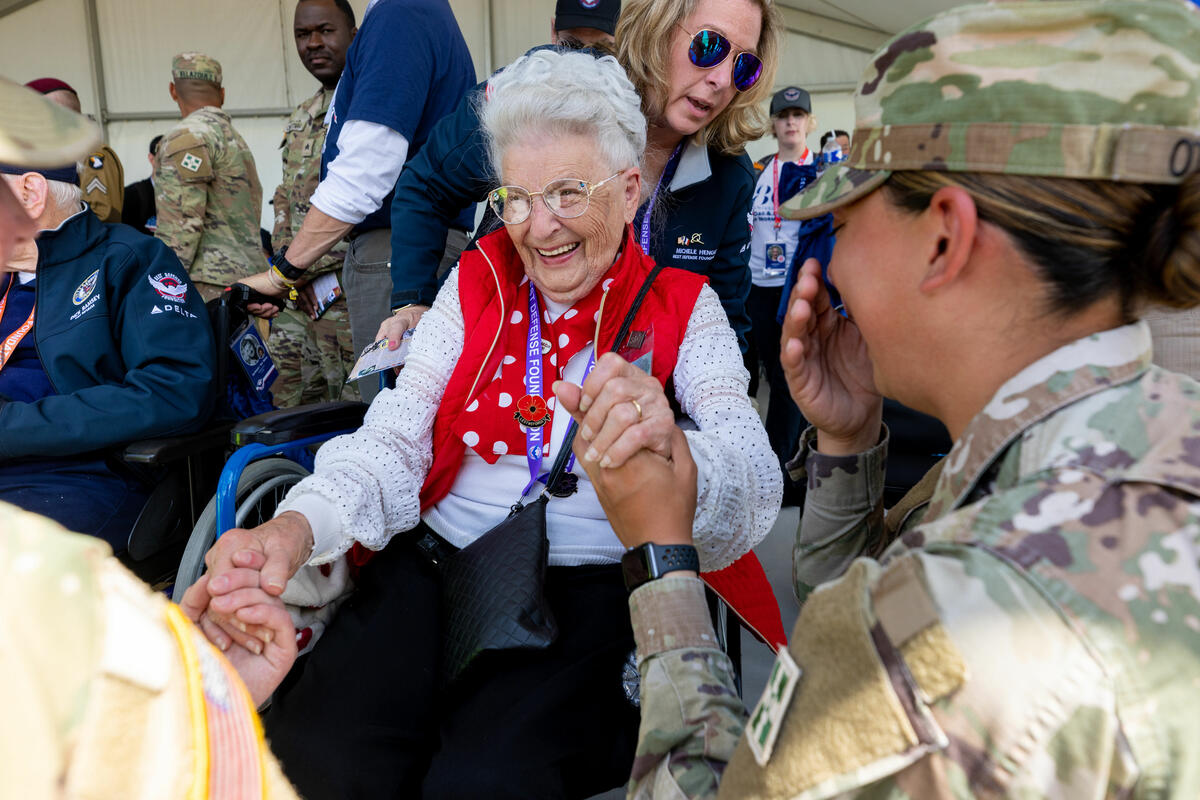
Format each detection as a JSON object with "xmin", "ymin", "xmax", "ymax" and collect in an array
[{"xmin": 685, "ymin": 28, "xmax": 763, "ymax": 92}]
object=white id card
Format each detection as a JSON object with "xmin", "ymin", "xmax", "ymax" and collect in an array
[{"xmin": 763, "ymin": 241, "xmax": 788, "ymax": 278}]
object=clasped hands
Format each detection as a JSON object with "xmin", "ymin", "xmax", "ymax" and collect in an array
[{"xmin": 188, "ymin": 352, "xmax": 693, "ymax": 684}]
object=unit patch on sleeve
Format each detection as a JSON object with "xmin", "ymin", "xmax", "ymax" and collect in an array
[{"xmin": 180, "ymin": 152, "xmax": 204, "ymax": 172}]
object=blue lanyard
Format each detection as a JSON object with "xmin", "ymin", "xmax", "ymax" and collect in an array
[
  {"xmin": 522, "ymin": 282, "xmax": 596, "ymax": 495},
  {"xmin": 639, "ymin": 143, "xmax": 684, "ymax": 253}
]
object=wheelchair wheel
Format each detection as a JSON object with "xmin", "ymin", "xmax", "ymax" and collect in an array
[{"xmin": 171, "ymin": 457, "xmax": 310, "ymax": 603}]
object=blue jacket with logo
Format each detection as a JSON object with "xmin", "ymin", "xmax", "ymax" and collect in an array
[
  {"xmin": 389, "ymin": 49, "xmax": 755, "ymax": 351},
  {"xmin": 0, "ymin": 209, "xmax": 216, "ymax": 460}
]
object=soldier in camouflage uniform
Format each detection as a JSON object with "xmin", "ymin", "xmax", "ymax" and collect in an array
[
  {"xmin": 155, "ymin": 53, "xmax": 264, "ymax": 301},
  {"xmin": 562, "ymin": 1, "xmax": 1200, "ymax": 797},
  {"xmin": 269, "ymin": 0, "xmax": 358, "ymax": 407}
]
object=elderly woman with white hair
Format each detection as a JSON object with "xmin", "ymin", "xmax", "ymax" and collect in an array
[{"xmin": 199, "ymin": 51, "xmax": 780, "ymax": 798}]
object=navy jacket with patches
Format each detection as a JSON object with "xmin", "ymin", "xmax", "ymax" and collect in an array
[
  {"xmin": 388, "ymin": 46, "xmax": 755, "ymax": 351},
  {"xmin": 0, "ymin": 208, "xmax": 217, "ymax": 460}
]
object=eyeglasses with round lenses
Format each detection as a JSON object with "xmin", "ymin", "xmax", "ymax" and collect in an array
[
  {"xmin": 683, "ymin": 27, "xmax": 763, "ymax": 92},
  {"xmin": 488, "ymin": 172, "xmax": 624, "ymax": 225}
]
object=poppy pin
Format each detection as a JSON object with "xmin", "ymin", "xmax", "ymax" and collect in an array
[{"xmin": 514, "ymin": 394, "xmax": 550, "ymax": 428}]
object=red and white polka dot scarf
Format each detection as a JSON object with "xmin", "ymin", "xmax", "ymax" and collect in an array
[{"xmin": 452, "ymin": 273, "xmax": 614, "ymax": 464}]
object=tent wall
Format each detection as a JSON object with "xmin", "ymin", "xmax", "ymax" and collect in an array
[{"xmin": 0, "ymin": 0, "xmax": 870, "ymax": 228}]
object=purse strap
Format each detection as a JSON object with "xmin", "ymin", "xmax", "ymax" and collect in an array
[{"xmin": 542, "ymin": 262, "xmax": 664, "ymax": 494}]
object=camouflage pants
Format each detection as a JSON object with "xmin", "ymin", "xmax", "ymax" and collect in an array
[{"xmin": 267, "ymin": 300, "xmax": 360, "ymax": 408}]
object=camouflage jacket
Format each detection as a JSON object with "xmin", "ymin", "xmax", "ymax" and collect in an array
[
  {"xmin": 0, "ymin": 502, "xmax": 299, "ymax": 798},
  {"xmin": 629, "ymin": 322, "xmax": 1200, "ymax": 799},
  {"xmin": 154, "ymin": 106, "xmax": 264, "ymax": 286},
  {"xmin": 272, "ymin": 88, "xmax": 346, "ymax": 277}
]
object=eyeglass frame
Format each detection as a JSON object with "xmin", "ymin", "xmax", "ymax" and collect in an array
[
  {"xmin": 488, "ymin": 171, "xmax": 627, "ymax": 226},
  {"xmin": 677, "ymin": 25, "xmax": 764, "ymax": 92}
]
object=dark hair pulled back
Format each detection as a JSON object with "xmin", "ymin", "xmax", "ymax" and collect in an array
[{"xmin": 883, "ymin": 170, "xmax": 1200, "ymax": 320}]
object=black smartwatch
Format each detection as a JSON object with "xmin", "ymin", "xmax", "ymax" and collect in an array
[
  {"xmin": 270, "ymin": 246, "xmax": 306, "ymax": 281},
  {"xmin": 621, "ymin": 543, "xmax": 700, "ymax": 591}
]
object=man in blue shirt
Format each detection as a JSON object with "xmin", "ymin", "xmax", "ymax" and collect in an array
[{"xmin": 238, "ymin": 0, "xmax": 476, "ymax": 402}]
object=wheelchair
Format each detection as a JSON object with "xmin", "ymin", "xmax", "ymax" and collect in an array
[{"xmin": 115, "ymin": 286, "xmax": 363, "ymax": 590}]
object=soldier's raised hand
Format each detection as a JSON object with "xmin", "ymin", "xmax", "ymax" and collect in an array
[{"xmin": 781, "ymin": 257, "xmax": 882, "ymax": 454}]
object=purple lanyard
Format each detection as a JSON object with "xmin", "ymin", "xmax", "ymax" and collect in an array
[
  {"xmin": 639, "ymin": 143, "xmax": 684, "ymax": 254},
  {"xmin": 522, "ymin": 283, "xmax": 596, "ymax": 496}
]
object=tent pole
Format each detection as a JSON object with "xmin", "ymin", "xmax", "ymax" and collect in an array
[{"xmin": 82, "ymin": 0, "xmax": 110, "ymax": 140}]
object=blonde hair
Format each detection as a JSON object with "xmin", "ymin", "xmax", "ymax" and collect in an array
[
  {"xmin": 885, "ymin": 171, "xmax": 1200, "ymax": 320},
  {"xmin": 615, "ymin": 0, "xmax": 781, "ymax": 154}
]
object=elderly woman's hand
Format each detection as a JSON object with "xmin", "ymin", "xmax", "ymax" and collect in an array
[
  {"xmin": 557, "ymin": 352, "xmax": 675, "ymax": 469},
  {"xmin": 781, "ymin": 258, "xmax": 883, "ymax": 454},
  {"xmin": 197, "ymin": 512, "xmax": 313, "ymax": 652},
  {"xmin": 374, "ymin": 304, "xmax": 429, "ymax": 351},
  {"xmin": 179, "ymin": 569, "xmax": 298, "ymax": 708}
]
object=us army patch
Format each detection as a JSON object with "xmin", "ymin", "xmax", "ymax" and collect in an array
[
  {"xmin": 180, "ymin": 152, "xmax": 204, "ymax": 172},
  {"xmin": 85, "ymin": 177, "xmax": 107, "ymax": 195},
  {"xmin": 746, "ymin": 647, "xmax": 801, "ymax": 766},
  {"xmin": 87, "ymin": 152, "xmax": 104, "ymax": 169}
]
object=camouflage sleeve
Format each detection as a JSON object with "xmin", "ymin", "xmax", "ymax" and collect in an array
[
  {"xmin": 628, "ymin": 576, "xmax": 746, "ymax": 800},
  {"xmin": 271, "ymin": 132, "xmax": 292, "ymax": 249},
  {"xmin": 154, "ymin": 133, "xmax": 212, "ymax": 270},
  {"xmin": 790, "ymin": 426, "xmax": 888, "ymax": 605}
]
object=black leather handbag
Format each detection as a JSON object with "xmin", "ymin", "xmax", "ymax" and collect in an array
[{"xmin": 439, "ymin": 264, "xmax": 664, "ymax": 685}]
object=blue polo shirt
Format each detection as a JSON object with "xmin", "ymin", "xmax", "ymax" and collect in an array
[{"xmin": 322, "ymin": 0, "xmax": 476, "ymax": 233}]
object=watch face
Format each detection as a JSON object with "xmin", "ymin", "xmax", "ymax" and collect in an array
[{"xmin": 621, "ymin": 547, "xmax": 652, "ymax": 591}]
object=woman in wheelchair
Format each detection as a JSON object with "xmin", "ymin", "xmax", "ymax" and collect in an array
[{"xmin": 197, "ymin": 51, "xmax": 781, "ymax": 799}]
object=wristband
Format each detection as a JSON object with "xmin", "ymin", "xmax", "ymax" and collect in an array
[{"xmin": 271, "ymin": 246, "xmax": 306, "ymax": 282}]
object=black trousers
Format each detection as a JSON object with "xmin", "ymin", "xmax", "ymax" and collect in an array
[{"xmin": 264, "ymin": 532, "xmax": 640, "ymax": 799}]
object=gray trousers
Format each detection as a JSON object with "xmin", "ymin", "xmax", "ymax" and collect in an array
[{"xmin": 342, "ymin": 226, "xmax": 470, "ymax": 403}]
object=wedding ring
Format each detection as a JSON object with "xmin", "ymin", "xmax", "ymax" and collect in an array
[{"xmin": 630, "ymin": 398, "xmax": 643, "ymax": 421}]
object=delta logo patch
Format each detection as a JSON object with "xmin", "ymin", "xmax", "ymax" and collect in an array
[
  {"xmin": 784, "ymin": 88, "xmax": 801, "ymax": 101},
  {"xmin": 579, "ymin": 0, "xmax": 601, "ymax": 7},
  {"xmin": 148, "ymin": 272, "xmax": 188, "ymax": 302},
  {"xmin": 73, "ymin": 270, "xmax": 99, "ymax": 305}
]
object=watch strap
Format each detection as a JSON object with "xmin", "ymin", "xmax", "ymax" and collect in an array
[{"xmin": 622, "ymin": 543, "xmax": 700, "ymax": 591}]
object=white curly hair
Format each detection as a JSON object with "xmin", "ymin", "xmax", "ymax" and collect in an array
[{"xmin": 480, "ymin": 50, "xmax": 646, "ymax": 178}]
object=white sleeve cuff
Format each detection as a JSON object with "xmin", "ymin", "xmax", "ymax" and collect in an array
[
  {"xmin": 310, "ymin": 119, "xmax": 409, "ymax": 225},
  {"xmin": 276, "ymin": 494, "xmax": 345, "ymax": 564}
]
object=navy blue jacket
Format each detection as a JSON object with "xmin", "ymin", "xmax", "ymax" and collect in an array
[
  {"xmin": 0, "ymin": 210, "xmax": 216, "ymax": 460},
  {"xmin": 389, "ymin": 54, "xmax": 755, "ymax": 350}
]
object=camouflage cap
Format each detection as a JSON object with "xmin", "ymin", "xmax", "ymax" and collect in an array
[
  {"xmin": 172, "ymin": 52, "xmax": 223, "ymax": 86},
  {"xmin": 783, "ymin": 0, "xmax": 1200, "ymax": 220},
  {"xmin": 0, "ymin": 77, "xmax": 100, "ymax": 169}
]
